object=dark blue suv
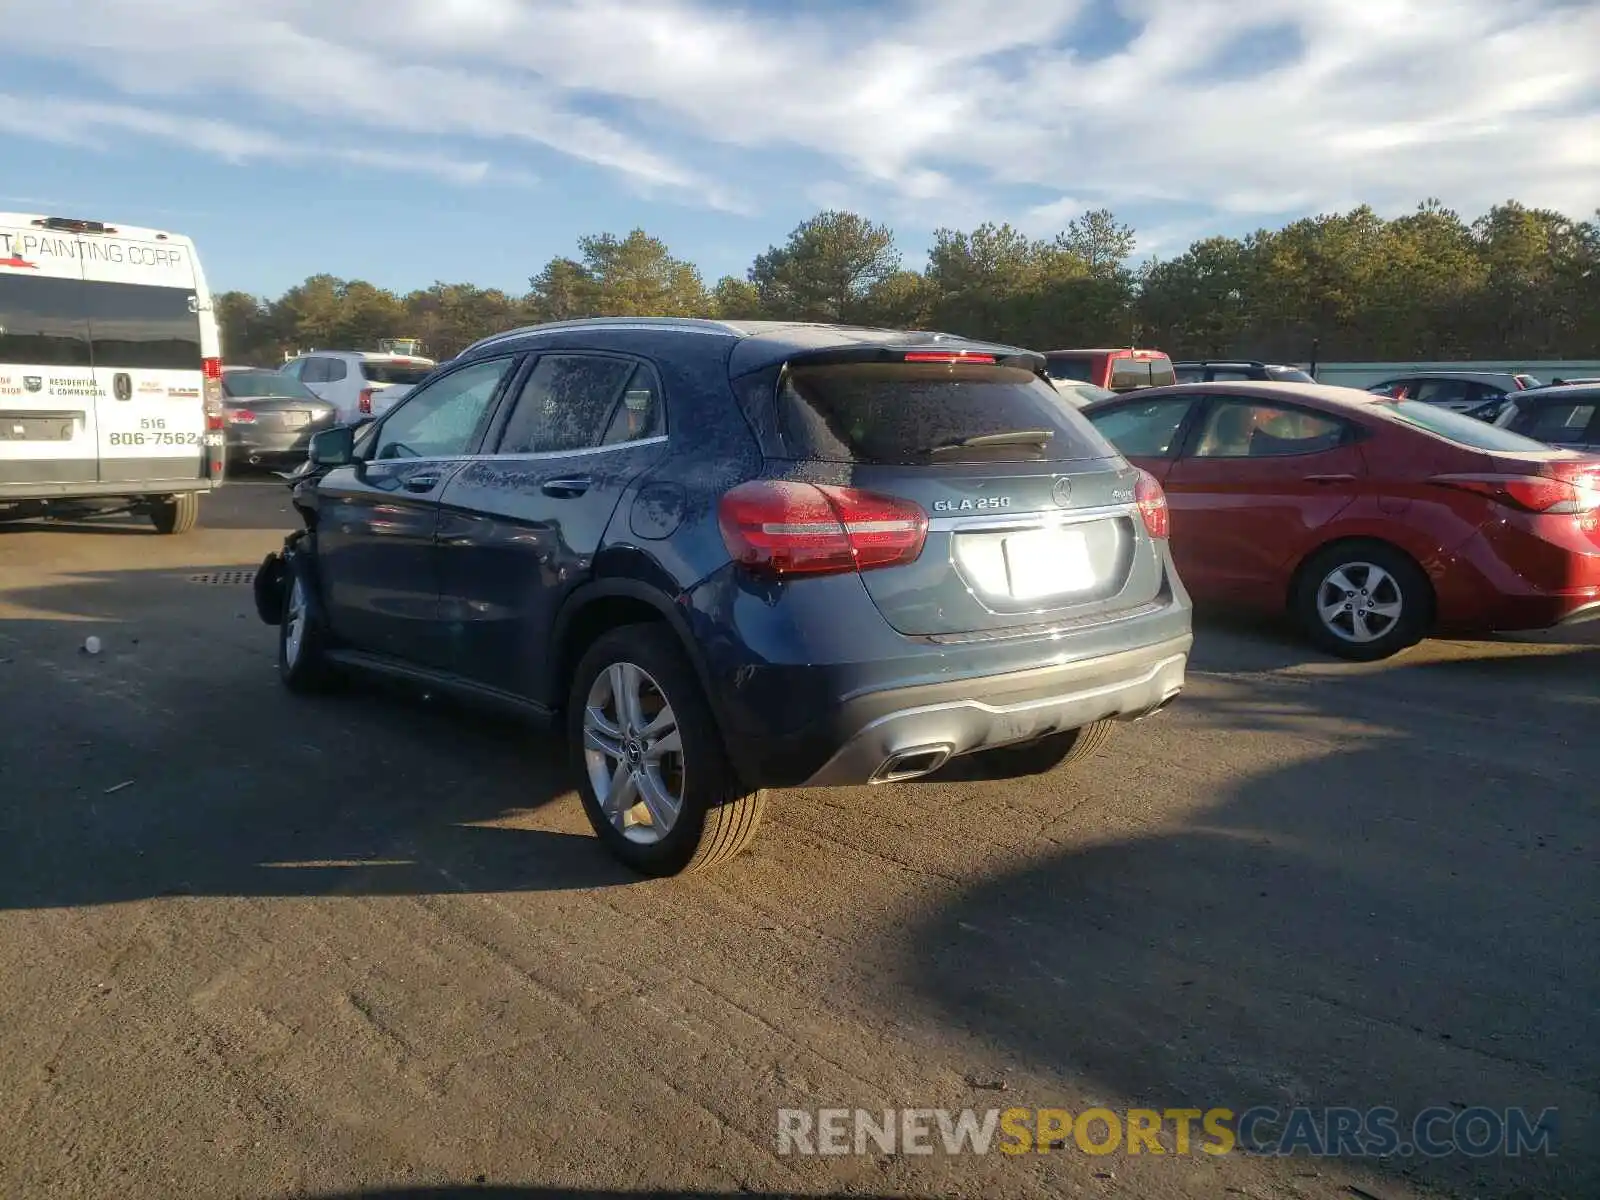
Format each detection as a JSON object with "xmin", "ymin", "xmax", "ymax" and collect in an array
[{"xmin": 254, "ymin": 319, "xmax": 1193, "ymax": 875}]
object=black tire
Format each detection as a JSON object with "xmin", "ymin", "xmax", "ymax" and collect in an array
[
  {"xmin": 568, "ymin": 623, "xmax": 766, "ymax": 877},
  {"xmin": 278, "ymin": 563, "xmax": 337, "ymax": 693},
  {"xmin": 964, "ymin": 720, "xmax": 1117, "ymax": 779},
  {"xmin": 1293, "ymin": 540, "xmax": 1431, "ymax": 661},
  {"xmin": 149, "ymin": 492, "xmax": 199, "ymax": 535}
]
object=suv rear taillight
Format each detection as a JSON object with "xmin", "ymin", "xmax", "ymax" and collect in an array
[
  {"xmin": 358, "ymin": 387, "xmax": 375, "ymax": 415},
  {"xmin": 718, "ymin": 480, "xmax": 928, "ymax": 578},
  {"xmin": 1430, "ymin": 469, "xmax": 1600, "ymax": 516},
  {"xmin": 1134, "ymin": 468, "xmax": 1169, "ymax": 539}
]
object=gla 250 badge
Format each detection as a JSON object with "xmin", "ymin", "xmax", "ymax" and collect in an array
[{"xmin": 931, "ymin": 478, "xmax": 1075, "ymax": 513}]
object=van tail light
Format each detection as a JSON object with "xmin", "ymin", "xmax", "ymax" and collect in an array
[
  {"xmin": 202, "ymin": 356, "xmax": 224, "ymax": 409},
  {"xmin": 201, "ymin": 358, "xmax": 226, "ymax": 480},
  {"xmin": 358, "ymin": 387, "xmax": 374, "ymax": 415},
  {"xmin": 1429, "ymin": 469, "xmax": 1600, "ymax": 516},
  {"xmin": 1134, "ymin": 468, "xmax": 1170, "ymax": 539},
  {"xmin": 718, "ymin": 480, "xmax": 928, "ymax": 577}
]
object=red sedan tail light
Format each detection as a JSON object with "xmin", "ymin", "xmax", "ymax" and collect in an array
[{"xmin": 1429, "ymin": 469, "xmax": 1600, "ymax": 516}]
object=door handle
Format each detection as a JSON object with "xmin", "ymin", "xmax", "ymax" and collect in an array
[
  {"xmin": 541, "ymin": 476, "xmax": 592, "ymax": 498},
  {"xmin": 1303, "ymin": 474, "xmax": 1356, "ymax": 485},
  {"xmin": 402, "ymin": 473, "xmax": 441, "ymax": 493}
]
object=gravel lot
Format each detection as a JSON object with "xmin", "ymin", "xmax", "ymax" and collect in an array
[{"xmin": 1, "ymin": 479, "xmax": 1595, "ymax": 1200}]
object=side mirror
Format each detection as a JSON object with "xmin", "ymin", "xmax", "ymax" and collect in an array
[{"xmin": 308, "ymin": 425, "xmax": 355, "ymax": 467}]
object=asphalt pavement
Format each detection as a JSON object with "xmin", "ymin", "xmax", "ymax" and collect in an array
[{"xmin": 0, "ymin": 478, "xmax": 1595, "ymax": 1200}]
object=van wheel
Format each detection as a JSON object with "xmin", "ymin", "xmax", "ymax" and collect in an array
[
  {"xmin": 279, "ymin": 569, "xmax": 336, "ymax": 692},
  {"xmin": 966, "ymin": 720, "xmax": 1117, "ymax": 778},
  {"xmin": 569, "ymin": 624, "xmax": 767, "ymax": 876},
  {"xmin": 149, "ymin": 493, "xmax": 199, "ymax": 535},
  {"xmin": 1294, "ymin": 541, "xmax": 1430, "ymax": 661}
]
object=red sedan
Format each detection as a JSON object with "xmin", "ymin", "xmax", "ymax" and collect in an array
[{"xmin": 1083, "ymin": 382, "xmax": 1600, "ymax": 659}]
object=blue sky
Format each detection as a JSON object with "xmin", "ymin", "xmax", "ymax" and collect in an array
[{"xmin": 2, "ymin": 0, "xmax": 1596, "ymax": 300}]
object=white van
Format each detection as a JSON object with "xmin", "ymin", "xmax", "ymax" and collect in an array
[{"xmin": 0, "ymin": 213, "xmax": 225, "ymax": 533}]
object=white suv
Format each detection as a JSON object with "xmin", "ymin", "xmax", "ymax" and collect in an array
[{"xmin": 279, "ymin": 350, "xmax": 436, "ymax": 425}]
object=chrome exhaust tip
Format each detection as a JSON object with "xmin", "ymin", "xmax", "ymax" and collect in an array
[
  {"xmin": 1130, "ymin": 692, "xmax": 1181, "ymax": 722},
  {"xmin": 870, "ymin": 744, "xmax": 954, "ymax": 784}
]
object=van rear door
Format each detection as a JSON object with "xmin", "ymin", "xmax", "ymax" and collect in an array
[
  {"xmin": 0, "ymin": 218, "xmax": 101, "ymax": 487},
  {"xmin": 81, "ymin": 235, "xmax": 208, "ymax": 485}
]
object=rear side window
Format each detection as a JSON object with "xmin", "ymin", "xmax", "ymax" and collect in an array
[
  {"xmin": 1385, "ymin": 400, "xmax": 1552, "ymax": 452},
  {"xmin": 496, "ymin": 354, "xmax": 660, "ymax": 455},
  {"xmin": 1514, "ymin": 401, "xmax": 1599, "ymax": 445},
  {"xmin": 777, "ymin": 362, "xmax": 1117, "ymax": 464},
  {"xmin": 0, "ymin": 274, "xmax": 91, "ymax": 367},
  {"xmin": 1044, "ymin": 357, "xmax": 1093, "ymax": 383},
  {"xmin": 82, "ymin": 282, "xmax": 202, "ymax": 371},
  {"xmin": 1174, "ymin": 366, "xmax": 1205, "ymax": 383},
  {"xmin": 1109, "ymin": 356, "xmax": 1176, "ymax": 389},
  {"xmin": 1193, "ymin": 401, "xmax": 1347, "ymax": 458},
  {"xmin": 324, "ymin": 358, "xmax": 348, "ymax": 382},
  {"xmin": 1087, "ymin": 398, "xmax": 1195, "ymax": 457},
  {"xmin": 1414, "ymin": 378, "xmax": 1473, "ymax": 405},
  {"xmin": 362, "ymin": 361, "xmax": 433, "ymax": 385}
]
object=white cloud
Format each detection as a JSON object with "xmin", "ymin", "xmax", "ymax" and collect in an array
[
  {"xmin": 2, "ymin": 0, "xmax": 1597, "ymax": 236},
  {"xmin": 0, "ymin": 94, "xmax": 538, "ymax": 189},
  {"xmin": 1023, "ymin": 196, "xmax": 1085, "ymax": 236}
]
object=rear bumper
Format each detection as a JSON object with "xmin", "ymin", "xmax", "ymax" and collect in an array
[
  {"xmin": 1432, "ymin": 522, "xmax": 1600, "ymax": 633},
  {"xmin": 227, "ymin": 427, "xmax": 330, "ymax": 458},
  {"xmin": 0, "ymin": 476, "xmax": 219, "ymax": 502},
  {"xmin": 801, "ymin": 635, "xmax": 1190, "ymax": 786}
]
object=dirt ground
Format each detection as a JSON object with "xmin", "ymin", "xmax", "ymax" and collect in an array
[{"xmin": 1, "ymin": 478, "xmax": 1595, "ymax": 1200}]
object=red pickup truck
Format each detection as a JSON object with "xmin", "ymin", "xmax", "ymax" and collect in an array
[{"xmin": 1045, "ymin": 348, "xmax": 1176, "ymax": 391}]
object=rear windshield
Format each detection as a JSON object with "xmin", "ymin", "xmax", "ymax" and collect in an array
[
  {"xmin": 1384, "ymin": 400, "xmax": 1553, "ymax": 452},
  {"xmin": 0, "ymin": 275, "xmax": 201, "ymax": 370},
  {"xmin": 1108, "ymin": 356, "xmax": 1176, "ymax": 389},
  {"xmin": 223, "ymin": 371, "xmax": 319, "ymax": 401},
  {"xmin": 778, "ymin": 362, "xmax": 1118, "ymax": 464},
  {"xmin": 1044, "ymin": 357, "xmax": 1093, "ymax": 383},
  {"xmin": 362, "ymin": 360, "xmax": 432, "ymax": 385}
]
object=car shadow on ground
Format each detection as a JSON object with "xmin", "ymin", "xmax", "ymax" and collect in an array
[
  {"xmin": 896, "ymin": 654, "xmax": 1600, "ymax": 1199},
  {"xmin": 0, "ymin": 567, "xmax": 640, "ymax": 910}
]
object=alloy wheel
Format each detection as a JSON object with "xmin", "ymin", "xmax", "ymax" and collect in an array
[
  {"xmin": 284, "ymin": 576, "xmax": 307, "ymax": 666},
  {"xmin": 1315, "ymin": 561, "xmax": 1403, "ymax": 644},
  {"xmin": 583, "ymin": 661, "xmax": 686, "ymax": 845}
]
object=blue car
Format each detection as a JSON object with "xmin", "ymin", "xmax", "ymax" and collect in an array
[{"xmin": 253, "ymin": 318, "xmax": 1193, "ymax": 875}]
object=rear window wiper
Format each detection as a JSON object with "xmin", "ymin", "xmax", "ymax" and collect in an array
[{"xmin": 923, "ymin": 429, "xmax": 1055, "ymax": 457}]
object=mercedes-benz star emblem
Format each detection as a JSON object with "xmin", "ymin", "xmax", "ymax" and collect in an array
[{"xmin": 1051, "ymin": 476, "xmax": 1073, "ymax": 506}]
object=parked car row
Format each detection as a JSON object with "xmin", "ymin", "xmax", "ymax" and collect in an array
[{"xmin": 247, "ymin": 317, "xmax": 1597, "ymax": 878}]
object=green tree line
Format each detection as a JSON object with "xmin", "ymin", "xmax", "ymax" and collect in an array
[{"xmin": 215, "ymin": 200, "xmax": 1600, "ymax": 368}]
